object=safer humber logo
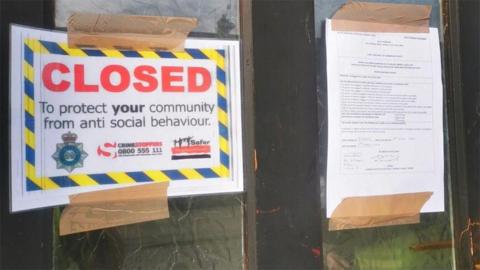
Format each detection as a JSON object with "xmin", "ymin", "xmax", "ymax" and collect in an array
[
  {"xmin": 52, "ymin": 132, "xmax": 88, "ymax": 172},
  {"xmin": 171, "ymin": 136, "xmax": 211, "ymax": 160}
]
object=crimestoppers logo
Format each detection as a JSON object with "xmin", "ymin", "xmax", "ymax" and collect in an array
[
  {"xmin": 171, "ymin": 136, "xmax": 211, "ymax": 160},
  {"xmin": 97, "ymin": 142, "xmax": 117, "ymax": 159},
  {"xmin": 97, "ymin": 141, "xmax": 163, "ymax": 158},
  {"xmin": 52, "ymin": 132, "xmax": 88, "ymax": 172}
]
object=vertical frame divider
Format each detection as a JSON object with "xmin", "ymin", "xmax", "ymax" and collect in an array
[
  {"xmin": 443, "ymin": 0, "xmax": 473, "ymax": 268},
  {"xmin": 239, "ymin": 0, "xmax": 257, "ymax": 269}
]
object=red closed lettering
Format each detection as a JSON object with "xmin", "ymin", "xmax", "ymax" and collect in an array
[
  {"xmin": 162, "ymin": 66, "xmax": 184, "ymax": 92},
  {"xmin": 43, "ymin": 62, "xmax": 213, "ymax": 94},
  {"xmin": 188, "ymin": 67, "xmax": 211, "ymax": 92},
  {"xmin": 74, "ymin": 64, "xmax": 98, "ymax": 92},
  {"xmin": 133, "ymin": 65, "xmax": 157, "ymax": 92},
  {"xmin": 42, "ymin": 62, "xmax": 70, "ymax": 92},
  {"xmin": 101, "ymin": 65, "xmax": 130, "ymax": 92}
]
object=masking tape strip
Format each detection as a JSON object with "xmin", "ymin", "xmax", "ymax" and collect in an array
[
  {"xmin": 331, "ymin": 1, "xmax": 431, "ymax": 33},
  {"xmin": 329, "ymin": 192, "xmax": 433, "ymax": 231},
  {"xmin": 59, "ymin": 182, "xmax": 169, "ymax": 235},
  {"xmin": 67, "ymin": 13, "xmax": 198, "ymax": 51}
]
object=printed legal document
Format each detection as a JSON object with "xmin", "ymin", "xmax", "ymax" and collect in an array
[{"xmin": 326, "ymin": 19, "xmax": 444, "ymax": 217}]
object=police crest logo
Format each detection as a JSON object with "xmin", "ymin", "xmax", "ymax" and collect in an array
[{"xmin": 52, "ymin": 132, "xmax": 88, "ymax": 172}]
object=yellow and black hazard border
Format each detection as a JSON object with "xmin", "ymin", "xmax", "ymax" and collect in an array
[{"xmin": 23, "ymin": 38, "xmax": 230, "ymax": 191}]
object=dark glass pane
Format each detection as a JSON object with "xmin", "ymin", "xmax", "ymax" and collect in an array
[{"xmin": 314, "ymin": 1, "xmax": 454, "ymax": 269}]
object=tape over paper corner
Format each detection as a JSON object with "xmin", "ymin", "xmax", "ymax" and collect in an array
[
  {"xmin": 67, "ymin": 13, "xmax": 198, "ymax": 51},
  {"xmin": 329, "ymin": 192, "xmax": 433, "ymax": 231},
  {"xmin": 59, "ymin": 181, "xmax": 169, "ymax": 236},
  {"xmin": 327, "ymin": 1, "xmax": 434, "ymax": 231},
  {"xmin": 331, "ymin": 1, "xmax": 432, "ymax": 33},
  {"xmin": 60, "ymin": 12, "xmax": 195, "ymax": 234}
]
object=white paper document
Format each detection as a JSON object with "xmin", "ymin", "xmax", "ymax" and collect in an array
[{"xmin": 325, "ymin": 19, "xmax": 444, "ymax": 217}]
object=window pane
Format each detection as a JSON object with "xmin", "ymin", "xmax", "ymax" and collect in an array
[
  {"xmin": 314, "ymin": 1, "xmax": 454, "ymax": 269},
  {"xmin": 55, "ymin": 0, "xmax": 239, "ymax": 38},
  {"xmin": 52, "ymin": 1, "xmax": 245, "ymax": 269}
]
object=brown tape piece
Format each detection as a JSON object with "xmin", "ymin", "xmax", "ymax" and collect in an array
[
  {"xmin": 59, "ymin": 182, "xmax": 169, "ymax": 235},
  {"xmin": 67, "ymin": 13, "xmax": 198, "ymax": 50},
  {"xmin": 329, "ymin": 192, "xmax": 432, "ymax": 231},
  {"xmin": 332, "ymin": 1, "xmax": 431, "ymax": 33}
]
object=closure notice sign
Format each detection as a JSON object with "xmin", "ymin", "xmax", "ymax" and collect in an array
[{"xmin": 10, "ymin": 25, "xmax": 243, "ymax": 211}]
